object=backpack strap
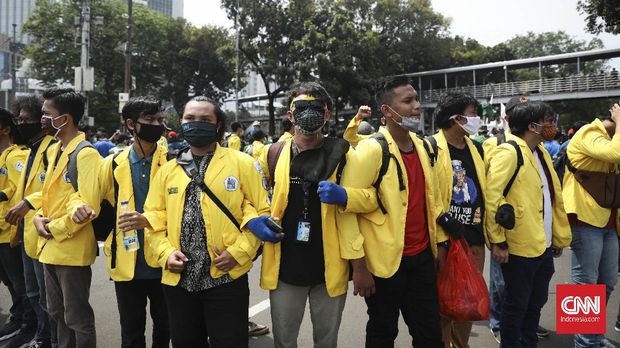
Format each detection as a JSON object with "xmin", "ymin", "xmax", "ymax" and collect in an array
[
  {"xmin": 110, "ymin": 153, "xmax": 120, "ymax": 269},
  {"xmin": 68, "ymin": 140, "xmax": 94, "ymax": 192},
  {"xmin": 335, "ymin": 154, "xmax": 347, "ymax": 186},
  {"xmin": 176, "ymin": 149, "xmax": 241, "ymax": 231},
  {"xmin": 41, "ymin": 139, "xmax": 56, "ymax": 170},
  {"xmin": 503, "ymin": 140, "xmax": 523, "ymax": 197},
  {"xmin": 472, "ymin": 140, "xmax": 485, "ymax": 160},
  {"xmin": 267, "ymin": 141, "xmax": 286, "ymax": 188},
  {"xmin": 421, "ymin": 135, "xmax": 437, "ymax": 167},
  {"xmin": 370, "ymin": 133, "xmax": 405, "ymax": 214}
]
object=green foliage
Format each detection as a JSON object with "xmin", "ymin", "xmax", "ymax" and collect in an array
[
  {"xmin": 23, "ymin": 0, "xmax": 236, "ymax": 132},
  {"xmin": 578, "ymin": 0, "xmax": 620, "ymax": 35}
]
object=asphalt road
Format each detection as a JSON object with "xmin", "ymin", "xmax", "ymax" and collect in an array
[{"xmin": 2, "ymin": 247, "xmax": 620, "ymax": 347}]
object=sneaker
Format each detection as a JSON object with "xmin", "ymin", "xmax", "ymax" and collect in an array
[
  {"xmin": 601, "ymin": 338, "xmax": 619, "ymax": 348},
  {"xmin": 536, "ymin": 326, "xmax": 550, "ymax": 339},
  {"xmin": 490, "ymin": 328, "xmax": 500, "ymax": 344},
  {"xmin": 7, "ymin": 326, "xmax": 35, "ymax": 348},
  {"xmin": 0, "ymin": 320, "xmax": 22, "ymax": 341},
  {"xmin": 27, "ymin": 338, "xmax": 52, "ymax": 348},
  {"xmin": 248, "ymin": 321, "xmax": 270, "ymax": 336},
  {"xmin": 615, "ymin": 320, "xmax": 620, "ymax": 332}
]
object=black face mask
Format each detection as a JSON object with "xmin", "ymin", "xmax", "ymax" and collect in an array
[
  {"xmin": 17, "ymin": 123, "xmax": 42, "ymax": 144},
  {"xmin": 135, "ymin": 122, "xmax": 164, "ymax": 143},
  {"xmin": 181, "ymin": 121, "xmax": 218, "ymax": 147}
]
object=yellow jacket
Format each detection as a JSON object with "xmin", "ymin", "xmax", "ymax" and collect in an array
[
  {"xmin": 143, "ymin": 144, "xmax": 269, "ymax": 286},
  {"xmin": 482, "ymin": 130, "xmax": 511, "ymax": 164},
  {"xmin": 37, "ymin": 134, "xmax": 102, "ymax": 266},
  {"xmin": 432, "ymin": 130, "xmax": 488, "ymax": 245},
  {"xmin": 17, "ymin": 136, "xmax": 56, "ymax": 258},
  {"xmin": 485, "ymin": 134, "xmax": 571, "ymax": 257},
  {"xmin": 0, "ymin": 145, "xmax": 29, "ymax": 245},
  {"xmin": 252, "ymin": 141, "xmax": 265, "ymax": 161},
  {"xmin": 258, "ymin": 138, "xmax": 377, "ymax": 297},
  {"xmin": 228, "ymin": 133, "xmax": 242, "ymax": 151},
  {"xmin": 99, "ymin": 144, "xmax": 168, "ymax": 281},
  {"xmin": 278, "ymin": 131, "xmax": 293, "ymax": 143},
  {"xmin": 343, "ymin": 117, "xmax": 371, "ymax": 148},
  {"xmin": 562, "ymin": 119, "xmax": 620, "ymax": 228},
  {"xmin": 336, "ymin": 129, "xmax": 448, "ymax": 278}
]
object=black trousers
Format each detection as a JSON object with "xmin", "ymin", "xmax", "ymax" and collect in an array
[
  {"xmin": 163, "ymin": 275, "xmax": 249, "ymax": 348},
  {"xmin": 114, "ymin": 279, "xmax": 170, "ymax": 348},
  {"xmin": 365, "ymin": 247, "xmax": 443, "ymax": 348},
  {"xmin": 500, "ymin": 249, "xmax": 554, "ymax": 348}
]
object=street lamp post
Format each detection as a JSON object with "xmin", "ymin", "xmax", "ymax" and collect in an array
[
  {"xmin": 124, "ymin": 0, "xmax": 133, "ymax": 95},
  {"xmin": 9, "ymin": 24, "xmax": 17, "ymax": 107}
]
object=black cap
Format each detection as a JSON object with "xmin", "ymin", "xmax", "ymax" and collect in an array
[{"xmin": 505, "ymin": 96, "xmax": 527, "ymax": 113}]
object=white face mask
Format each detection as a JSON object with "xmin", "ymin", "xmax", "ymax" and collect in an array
[
  {"xmin": 42, "ymin": 115, "xmax": 68, "ymax": 138},
  {"xmin": 386, "ymin": 105, "xmax": 420, "ymax": 132},
  {"xmin": 452, "ymin": 115, "xmax": 481, "ymax": 135}
]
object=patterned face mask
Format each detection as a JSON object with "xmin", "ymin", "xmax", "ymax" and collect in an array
[{"xmin": 291, "ymin": 97, "xmax": 327, "ymax": 135}]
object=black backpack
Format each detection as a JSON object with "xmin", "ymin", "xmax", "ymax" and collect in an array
[
  {"xmin": 370, "ymin": 133, "xmax": 437, "ymax": 214},
  {"xmin": 67, "ymin": 141, "xmax": 119, "ymax": 242}
]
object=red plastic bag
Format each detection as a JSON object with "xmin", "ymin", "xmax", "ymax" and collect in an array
[{"xmin": 437, "ymin": 238, "xmax": 490, "ymax": 321}]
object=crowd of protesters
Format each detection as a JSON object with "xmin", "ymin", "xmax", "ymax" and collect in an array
[{"xmin": 0, "ymin": 78, "xmax": 618, "ymax": 348}]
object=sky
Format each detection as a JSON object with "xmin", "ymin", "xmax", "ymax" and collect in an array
[{"xmin": 184, "ymin": 0, "xmax": 620, "ymax": 67}]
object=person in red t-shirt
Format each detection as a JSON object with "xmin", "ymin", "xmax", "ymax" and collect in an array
[{"xmin": 329, "ymin": 76, "xmax": 448, "ymax": 347}]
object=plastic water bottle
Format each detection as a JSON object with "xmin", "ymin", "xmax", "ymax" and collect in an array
[{"xmin": 119, "ymin": 201, "xmax": 139, "ymax": 252}]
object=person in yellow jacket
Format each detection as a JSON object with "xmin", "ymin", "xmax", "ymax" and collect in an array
[
  {"xmin": 140, "ymin": 96, "xmax": 270, "ymax": 346},
  {"xmin": 254, "ymin": 82, "xmax": 377, "ymax": 348},
  {"xmin": 4, "ymin": 95, "xmax": 57, "ymax": 347},
  {"xmin": 562, "ymin": 103, "xmax": 620, "ymax": 348},
  {"xmin": 431, "ymin": 93, "xmax": 487, "ymax": 348},
  {"xmin": 482, "ymin": 96, "xmax": 526, "ymax": 158},
  {"xmin": 485, "ymin": 101, "xmax": 570, "ymax": 347},
  {"xmin": 0, "ymin": 108, "xmax": 34, "ymax": 344},
  {"xmin": 343, "ymin": 105, "xmax": 375, "ymax": 147},
  {"xmin": 32, "ymin": 88, "xmax": 101, "ymax": 348},
  {"xmin": 250, "ymin": 129, "xmax": 266, "ymax": 160},
  {"xmin": 228, "ymin": 122, "xmax": 244, "ymax": 151},
  {"xmin": 72, "ymin": 96, "xmax": 171, "ymax": 347},
  {"xmin": 277, "ymin": 118, "xmax": 294, "ymax": 143},
  {"xmin": 335, "ymin": 76, "xmax": 447, "ymax": 347}
]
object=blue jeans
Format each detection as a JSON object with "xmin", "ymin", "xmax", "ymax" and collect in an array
[
  {"xmin": 571, "ymin": 225, "xmax": 618, "ymax": 348},
  {"xmin": 489, "ymin": 257, "xmax": 505, "ymax": 332},
  {"xmin": 21, "ymin": 243, "xmax": 57, "ymax": 346},
  {"xmin": 500, "ymin": 249, "xmax": 555, "ymax": 348}
]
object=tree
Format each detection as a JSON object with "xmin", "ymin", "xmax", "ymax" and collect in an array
[
  {"xmin": 24, "ymin": 0, "xmax": 236, "ymax": 131},
  {"xmin": 578, "ymin": 0, "xmax": 620, "ymax": 35},
  {"xmin": 503, "ymin": 31, "xmax": 604, "ymax": 80}
]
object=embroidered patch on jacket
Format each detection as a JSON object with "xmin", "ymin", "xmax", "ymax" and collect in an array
[{"xmin": 224, "ymin": 176, "xmax": 240, "ymax": 192}]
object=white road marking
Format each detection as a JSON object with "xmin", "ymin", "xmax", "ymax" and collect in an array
[{"xmin": 249, "ymin": 299, "xmax": 270, "ymax": 317}]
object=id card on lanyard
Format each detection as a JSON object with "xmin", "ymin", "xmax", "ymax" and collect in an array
[{"xmin": 296, "ymin": 180, "xmax": 313, "ymax": 243}]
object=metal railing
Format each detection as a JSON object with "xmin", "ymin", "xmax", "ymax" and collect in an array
[{"xmin": 420, "ymin": 73, "xmax": 620, "ymax": 103}]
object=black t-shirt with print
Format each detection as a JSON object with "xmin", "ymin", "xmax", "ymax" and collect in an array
[{"xmin": 447, "ymin": 144, "xmax": 485, "ymax": 246}]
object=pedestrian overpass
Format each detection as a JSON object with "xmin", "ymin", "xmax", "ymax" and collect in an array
[{"xmin": 400, "ymin": 47, "xmax": 620, "ymax": 108}]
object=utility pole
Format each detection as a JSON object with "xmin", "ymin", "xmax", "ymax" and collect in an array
[
  {"xmin": 74, "ymin": 0, "xmax": 94, "ymax": 124},
  {"xmin": 234, "ymin": 0, "xmax": 240, "ymax": 121},
  {"xmin": 9, "ymin": 24, "xmax": 17, "ymax": 107},
  {"xmin": 124, "ymin": 0, "xmax": 133, "ymax": 95}
]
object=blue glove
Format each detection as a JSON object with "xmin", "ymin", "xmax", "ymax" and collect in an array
[
  {"xmin": 247, "ymin": 215, "xmax": 283, "ymax": 243},
  {"xmin": 317, "ymin": 181, "xmax": 348, "ymax": 205}
]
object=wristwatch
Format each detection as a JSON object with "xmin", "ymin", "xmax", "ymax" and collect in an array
[{"xmin": 436, "ymin": 241, "xmax": 449, "ymax": 249}]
